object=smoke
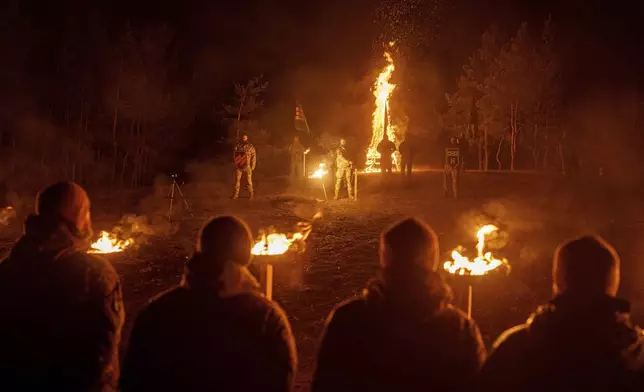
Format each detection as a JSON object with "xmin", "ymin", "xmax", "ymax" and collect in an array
[{"xmin": 100, "ymin": 214, "xmax": 179, "ymax": 248}]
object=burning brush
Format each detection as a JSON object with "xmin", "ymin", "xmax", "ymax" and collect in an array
[
  {"xmin": 89, "ymin": 231, "xmax": 134, "ymax": 254},
  {"xmin": 88, "ymin": 214, "xmax": 155, "ymax": 254}
]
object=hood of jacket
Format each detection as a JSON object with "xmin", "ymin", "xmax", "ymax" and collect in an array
[{"xmin": 10, "ymin": 214, "xmax": 90, "ymax": 261}]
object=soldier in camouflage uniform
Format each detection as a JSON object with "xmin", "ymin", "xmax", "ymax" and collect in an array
[
  {"xmin": 334, "ymin": 138, "xmax": 354, "ymax": 200},
  {"xmin": 0, "ymin": 182, "xmax": 124, "ymax": 391},
  {"xmin": 232, "ymin": 133, "xmax": 257, "ymax": 200},
  {"xmin": 443, "ymin": 136, "xmax": 464, "ymax": 198}
]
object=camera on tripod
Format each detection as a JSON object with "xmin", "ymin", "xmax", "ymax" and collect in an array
[{"xmin": 170, "ymin": 172, "xmax": 179, "ymax": 179}]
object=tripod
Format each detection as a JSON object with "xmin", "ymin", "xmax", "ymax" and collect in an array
[{"xmin": 167, "ymin": 177, "xmax": 193, "ymax": 220}]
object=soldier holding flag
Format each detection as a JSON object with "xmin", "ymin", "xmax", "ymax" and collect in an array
[
  {"xmin": 444, "ymin": 136, "xmax": 464, "ymax": 198},
  {"xmin": 232, "ymin": 133, "xmax": 256, "ymax": 200}
]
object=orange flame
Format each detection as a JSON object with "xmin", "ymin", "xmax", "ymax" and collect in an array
[
  {"xmin": 365, "ymin": 50, "xmax": 399, "ymax": 173},
  {"xmin": 89, "ymin": 231, "xmax": 134, "ymax": 254},
  {"xmin": 251, "ymin": 213, "xmax": 322, "ymax": 256},
  {"xmin": 443, "ymin": 224, "xmax": 509, "ymax": 276},
  {"xmin": 309, "ymin": 163, "xmax": 328, "ymax": 179}
]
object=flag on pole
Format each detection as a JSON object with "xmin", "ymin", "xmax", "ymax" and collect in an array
[{"xmin": 295, "ymin": 102, "xmax": 311, "ymax": 134}]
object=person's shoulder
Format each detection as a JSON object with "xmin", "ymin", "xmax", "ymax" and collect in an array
[
  {"xmin": 326, "ymin": 295, "xmax": 369, "ymax": 325},
  {"xmin": 68, "ymin": 251, "xmax": 119, "ymax": 286},
  {"xmin": 491, "ymin": 323, "xmax": 531, "ymax": 352}
]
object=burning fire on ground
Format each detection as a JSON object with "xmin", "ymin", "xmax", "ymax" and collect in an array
[
  {"xmin": 252, "ymin": 212, "xmax": 322, "ymax": 256},
  {"xmin": 89, "ymin": 231, "xmax": 134, "ymax": 254},
  {"xmin": 443, "ymin": 224, "xmax": 510, "ymax": 276},
  {"xmin": 365, "ymin": 43, "xmax": 400, "ymax": 173},
  {"xmin": 309, "ymin": 163, "xmax": 328, "ymax": 179}
]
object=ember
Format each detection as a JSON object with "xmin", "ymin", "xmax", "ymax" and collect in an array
[
  {"xmin": 89, "ymin": 231, "xmax": 134, "ymax": 254},
  {"xmin": 443, "ymin": 224, "xmax": 509, "ymax": 276},
  {"xmin": 309, "ymin": 163, "xmax": 328, "ymax": 179}
]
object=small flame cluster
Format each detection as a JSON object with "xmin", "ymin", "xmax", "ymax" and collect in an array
[
  {"xmin": 443, "ymin": 224, "xmax": 509, "ymax": 276},
  {"xmin": 309, "ymin": 163, "xmax": 328, "ymax": 179},
  {"xmin": 252, "ymin": 212, "xmax": 322, "ymax": 256},
  {"xmin": 89, "ymin": 231, "xmax": 134, "ymax": 254}
]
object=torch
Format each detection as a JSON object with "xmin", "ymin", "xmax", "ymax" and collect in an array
[
  {"xmin": 443, "ymin": 224, "xmax": 510, "ymax": 319},
  {"xmin": 303, "ymin": 148, "xmax": 311, "ymax": 179},
  {"xmin": 251, "ymin": 213, "xmax": 322, "ymax": 299}
]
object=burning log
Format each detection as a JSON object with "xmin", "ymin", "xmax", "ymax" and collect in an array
[
  {"xmin": 443, "ymin": 224, "xmax": 510, "ymax": 318},
  {"xmin": 89, "ymin": 231, "xmax": 134, "ymax": 254}
]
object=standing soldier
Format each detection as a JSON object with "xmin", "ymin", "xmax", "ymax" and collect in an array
[
  {"xmin": 399, "ymin": 134, "xmax": 414, "ymax": 181},
  {"xmin": 377, "ymin": 134, "xmax": 396, "ymax": 174},
  {"xmin": 232, "ymin": 133, "xmax": 257, "ymax": 200},
  {"xmin": 334, "ymin": 138, "xmax": 354, "ymax": 200},
  {"xmin": 444, "ymin": 136, "xmax": 464, "ymax": 198},
  {"xmin": 288, "ymin": 135, "xmax": 306, "ymax": 185}
]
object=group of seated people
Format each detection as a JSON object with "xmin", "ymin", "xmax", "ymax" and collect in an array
[{"xmin": 0, "ymin": 181, "xmax": 643, "ymax": 392}]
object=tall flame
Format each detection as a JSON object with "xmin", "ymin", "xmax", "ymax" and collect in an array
[
  {"xmin": 443, "ymin": 224, "xmax": 509, "ymax": 276},
  {"xmin": 365, "ymin": 51, "xmax": 398, "ymax": 173}
]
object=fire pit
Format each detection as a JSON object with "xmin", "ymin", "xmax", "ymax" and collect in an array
[
  {"xmin": 89, "ymin": 231, "xmax": 134, "ymax": 254},
  {"xmin": 443, "ymin": 224, "xmax": 510, "ymax": 317}
]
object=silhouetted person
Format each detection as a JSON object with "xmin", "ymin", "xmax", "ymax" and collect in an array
[
  {"xmin": 289, "ymin": 134, "xmax": 306, "ymax": 185},
  {"xmin": 377, "ymin": 134, "xmax": 396, "ymax": 174},
  {"xmin": 444, "ymin": 136, "xmax": 464, "ymax": 198},
  {"xmin": 0, "ymin": 182, "xmax": 124, "ymax": 391},
  {"xmin": 480, "ymin": 235, "xmax": 644, "ymax": 392},
  {"xmin": 122, "ymin": 216, "xmax": 297, "ymax": 392},
  {"xmin": 312, "ymin": 217, "xmax": 486, "ymax": 392},
  {"xmin": 399, "ymin": 135, "xmax": 414, "ymax": 180},
  {"xmin": 232, "ymin": 133, "xmax": 256, "ymax": 200}
]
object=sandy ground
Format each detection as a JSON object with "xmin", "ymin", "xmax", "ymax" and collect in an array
[{"xmin": 2, "ymin": 171, "xmax": 643, "ymax": 391}]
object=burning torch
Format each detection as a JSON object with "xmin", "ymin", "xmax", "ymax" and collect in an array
[
  {"xmin": 303, "ymin": 148, "xmax": 311, "ymax": 179},
  {"xmin": 308, "ymin": 163, "xmax": 329, "ymax": 200},
  {"xmin": 443, "ymin": 224, "xmax": 510, "ymax": 319}
]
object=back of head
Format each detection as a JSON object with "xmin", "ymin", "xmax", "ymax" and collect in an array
[
  {"xmin": 187, "ymin": 216, "xmax": 253, "ymax": 286},
  {"xmin": 553, "ymin": 235, "xmax": 620, "ymax": 296},
  {"xmin": 380, "ymin": 217, "xmax": 439, "ymax": 277},
  {"xmin": 36, "ymin": 182, "xmax": 91, "ymax": 234}
]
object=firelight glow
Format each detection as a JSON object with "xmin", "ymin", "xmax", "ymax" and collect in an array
[
  {"xmin": 251, "ymin": 232, "xmax": 304, "ymax": 256},
  {"xmin": 89, "ymin": 231, "xmax": 133, "ymax": 254},
  {"xmin": 309, "ymin": 163, "xmax": 328, "ymax": 179},
  {"xmin": 443, "ymin": 224, "xmax": 509, "ymax": 276},
  {"xmin": 365, "ymin": 49, "xmax": 398, "ymax": 173}
]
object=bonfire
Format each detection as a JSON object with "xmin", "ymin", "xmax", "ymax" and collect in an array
[
  {"xmin": 443, "ymin": 224, "xmax": 509, "ymax": 276},
  {"xmin": 89, "ymin": 231, "xmax": 134, "ymax": 254},
  {"xmin": 365, "ymin": 43, "xmax": 399, "ymax": 173}
]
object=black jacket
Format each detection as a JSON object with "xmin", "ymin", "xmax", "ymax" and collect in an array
[
  {"xmin": 0, "ymin": 215, "xmax": 124, "ymax": 392},
  {"xmin": 480, "ymin": 293, "xmax": 644, "ymax": 392},
  {"xmin": 312, "ymin": 278, "xmax": 486, "ymax": 392},
  {"xmin": 121, "ymin": 285, "xmax": 297, "ymax": 392}
]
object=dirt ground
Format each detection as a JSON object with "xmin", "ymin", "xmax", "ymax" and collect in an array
[{"xmin": 2, "ymin": 170, "xmax": 643, "ymax": 391}]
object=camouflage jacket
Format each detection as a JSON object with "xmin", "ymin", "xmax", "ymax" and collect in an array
[
  {"xmin": 335, "ymin": 147, "xmax": 352, "ymax": 170},
  {"xmin": 234, "ymin": 142, "xmax": 257, "ymax": 171}
]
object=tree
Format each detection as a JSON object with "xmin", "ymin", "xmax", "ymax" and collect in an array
[{"xmin": 222, "ymin": 76, "xmax": 268, "ymax": 141}]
